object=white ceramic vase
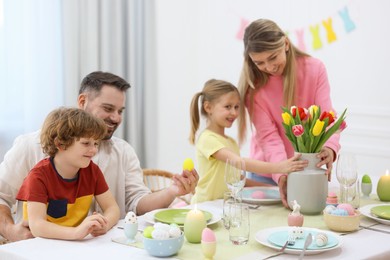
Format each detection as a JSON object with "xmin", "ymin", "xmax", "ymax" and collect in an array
[{"xmin": 287, "ymin": 153, "xmax": 328, "ymax": 215}]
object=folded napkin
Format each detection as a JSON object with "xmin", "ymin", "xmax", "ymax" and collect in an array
[{"xmin": 111, "ymin": 233, "xmax": 144, "ymax": 249}]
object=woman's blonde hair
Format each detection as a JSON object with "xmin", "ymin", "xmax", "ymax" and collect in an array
[
  {"xmin": 189, "ymin": 79, "xmax": 239, "ymax": 145},
  {"xmin": 40, "ymin": 107, "xmax": 107, "ymax": 157},
  {"xmin": 237, "ymin": 19, "xmax": 309, "ymax": 143}
]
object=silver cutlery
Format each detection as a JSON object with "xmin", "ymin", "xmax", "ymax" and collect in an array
[
  {"xmin": 359, "ymin": 225, "xmax": 390, "ymax": 234},
  {"xmin": 298, "ymin": 233, "xmax": 312, "ymax": 260},
  {"xmin": 261, "ymin": 235, "xmax": 295, "ymax": 260},
  {"xmin": 279, "ymin": 234, "xmax": 296, "ymax": 252}
]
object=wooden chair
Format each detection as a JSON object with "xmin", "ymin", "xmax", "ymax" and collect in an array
[
  {"xmin": 142, "ymin": 168, "xmax": 192, "ymax": 205},
  {"xmin": 143, "ymin": 168, "xmax": 174, "ymax": 192}
]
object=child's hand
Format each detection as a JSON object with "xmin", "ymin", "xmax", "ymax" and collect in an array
[
  {"xmin": 282, "ymin": 153, "xmax": 308, "ymax": 173},
  {"xmin": 89, "ymin": 212, "xmax": 109, "ymax": 237},
  {"xmin": 75, "ymin": 213, "xmax": 108, "ymax": 239}
]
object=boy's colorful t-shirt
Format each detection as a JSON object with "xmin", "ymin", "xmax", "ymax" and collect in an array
[
  {"xmin": 16, "ymin": 157, "xmax": 108, "ymax": 227},
  {"xmin": 191, "ymin": 129, "xmax": 240, "ymax": 203}
]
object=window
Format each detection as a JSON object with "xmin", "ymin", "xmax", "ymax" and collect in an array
[{"xmin": 0, "ymin": 0, "xmax": 63, "ymax": 159}]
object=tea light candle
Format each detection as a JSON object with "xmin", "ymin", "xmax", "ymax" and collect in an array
[
  {"xmin": 377, "ymin": 169, "xmax": 390, "ymax": 201},
  {"xmin": 184, "ymin": 205, "xmax": 207, "ymax": 243}
]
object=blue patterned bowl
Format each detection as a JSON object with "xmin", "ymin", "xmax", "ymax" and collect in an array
[{"xmin": 143, "ymin": 232, "xmax": 184, "ymax": 257}]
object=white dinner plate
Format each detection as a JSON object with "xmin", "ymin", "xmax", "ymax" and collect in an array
[
  {"xmin": 145, "ymin": 207, "xmax": 222, "ymax": 227},
  {"xmin": 241, "ymin": 187, "xmax": 281, "ymax": 205},
  {"xmin": 255, "ymin": 227, "xmax": 342, "ymax": 255},
  {"xmin": 360, "ymin": 203, "xmax": 390, "ymax": 225}
]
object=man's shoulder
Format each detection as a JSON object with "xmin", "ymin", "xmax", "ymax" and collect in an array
[
  {"xmin": 102, "ymin": 136, "xmax": 137, "ymax": 156},
  {"xmin": 109, "ymin": 136, "xmax": 133, "ymax": 148},
  {"xmin": 13, "ymin": 130, "xmax": 41, "ymax": 147}
]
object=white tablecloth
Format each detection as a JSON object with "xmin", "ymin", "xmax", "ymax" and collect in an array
[{"xmin": 1, "ymin": 199, "xmax": 390, "ymax": 259}]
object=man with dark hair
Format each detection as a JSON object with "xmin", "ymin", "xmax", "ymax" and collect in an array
[{"xmin": 0, "ymin": 71, "xmax": 198, "ymax": 242}]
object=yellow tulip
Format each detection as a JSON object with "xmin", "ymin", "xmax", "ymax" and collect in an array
[
  {"xmin": 309, "ymin": 105, "xmax": 319, "ymax": 118},
  {"xmin": 282, "ymin": 112, "xmax": 291, "ymax": 125},
  {"xmin": 312, "ymin": 119, "xmax": 325, "ymax": 136}
]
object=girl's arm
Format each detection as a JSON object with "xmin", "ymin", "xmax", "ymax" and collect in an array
[
  {"xmin": 27, "ymin": 201, "xmax": 103, "ymax": 240},
  {"xmin": 92, "ymin": 190, "xmax": 120, "ymax": 236},
  {"xmin": 213, "ymin": 148, "xmax": 307, "ymax": 174}
]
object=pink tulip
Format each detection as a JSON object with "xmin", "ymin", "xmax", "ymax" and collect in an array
[{"xmin": 292, "ymin": 125, "xmax": 304, "ymax": 137}]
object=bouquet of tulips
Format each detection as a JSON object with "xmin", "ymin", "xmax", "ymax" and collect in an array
[{"xmin": 281, "ymin": 105, "xmax": 347, "ymax": 153}]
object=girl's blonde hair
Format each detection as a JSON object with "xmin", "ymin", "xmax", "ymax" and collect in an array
[
  {"xmin": 189, "ymin": 79, "xmax": 239, "ymax": 145},
  {"xmin": 237, "ymin": 19, "xmax": 309, "ymax": 143},
  {"xmin": 40, "ymin": 107, "xmax": 107, "ymax": 157}
]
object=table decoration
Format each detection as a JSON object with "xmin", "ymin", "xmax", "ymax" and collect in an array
[
  {"xmin": 123, "ymin": 211, "xmax": 138, "ymax": 243},
  {"xmin": 183, "ymin": 205, "xmax": 207, "ymax": 243},
  {"xmin": 360, "ymin": 204, "xmax": 390, "ymax": 225},
  {"xmin": 377, "ymin": 169, "xmax": 390, "ymax": 201},
  {"xmin": 287, "ymin": 200, "xmax": 304, "ymax": 226},
  {"xmin": 326, "ymin": 191, "xmax": 338, "ymax": 206},
  {"xmin": 143, "ymin": 231, "xmax": 184, "ymax": 257},
  {"xmin": 323, "ymin": 208, "xmax": 361, "ymax": 232},
  {"xmin": 241, "ymin": 186, "xmax": 281, "ymax": 205},
  {"xmin": 201, "ymin": 228, "xmax": 216, "ymax": 260},
  {"xmin": 154, "ymin": 208, "xmax": 212, "ymax": 225},
  {"xmin": 287, "ymin": 152, "xmax": 328, "ymax": 214},
  {"xmin": 282, "ymin": 105, "xmax": 347, "ymax": 214},
  {"xmin": 255, "ymin": 227, "xmax": 342, "ymax": 255},
  {"xmin": 361, "ymin": 174, "xmax": 372, "ymax": 197},
  {"xmin": 144, "ymin": 208, "xmax": 221, "ymax": 227},
  {"xmin": 370, "ymin": 205, "xmax": 390, "ymax": 220}
]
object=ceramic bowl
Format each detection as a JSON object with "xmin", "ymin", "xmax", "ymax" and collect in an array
[
  {"xmin": 323, "ymin": 210, "xmax": 361, "ymax": 232},
  {"xmin": 143, "ymin": 232, "xmax": 184, "ymax": 257}
]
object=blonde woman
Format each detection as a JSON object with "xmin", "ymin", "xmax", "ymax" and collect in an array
[{"xmin": 237, "ymin": 19, "xmax": 340, "ymax": 208}]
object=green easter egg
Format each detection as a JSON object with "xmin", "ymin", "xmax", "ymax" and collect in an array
[
  {"xmin": 362, "ymin": 174, "xmax": 372, "ymax": 183},
  {"xmin": 143, "ymin": 226, "xmax": 154, "ymax": 238}
]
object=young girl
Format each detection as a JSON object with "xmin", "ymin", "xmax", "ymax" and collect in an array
[
  {"xmin": 188, "ymin": 79, "xmax": 307, "ymax": 203},
  {"xmin": 16, "ymin": 107, "xmax": 120, "ymax": 240}
]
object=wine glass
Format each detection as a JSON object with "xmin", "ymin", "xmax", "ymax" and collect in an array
[
  {"xmin": 224, "ymin": 158, "xmax": 246, "ymax": 202},
  {"xmin": 336, "ymin": 152, "xmax": 358, "ymax": 204}
]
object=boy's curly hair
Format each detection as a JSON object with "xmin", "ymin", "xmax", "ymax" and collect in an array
[{"xmin": 40, "ymin": 107, "xmax": 107, "ymax": 157}]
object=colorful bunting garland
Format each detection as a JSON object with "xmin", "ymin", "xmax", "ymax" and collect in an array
[{"xmin": 236, "ymin": 5, "xmax": 357, "ymax": 52}]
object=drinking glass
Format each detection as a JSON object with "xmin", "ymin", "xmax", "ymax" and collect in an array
[
  {"xmin": 225, "ymin": 159, "xmax": 246, "ymax": 202},
  {"xmin": 336, "ymin": 152, "xmax": 358, "ymax": 204},
  {"xmin": 229, "ymin": 204, "xmax": 250, "ymax": 245},
  {"xmin": 223, "ymin": 191, "xmax": 242, "ymax": 229}
]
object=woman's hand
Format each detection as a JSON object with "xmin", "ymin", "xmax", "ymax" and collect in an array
[
  {"xmin": 278, "ymin": 175, "xmax": 290, "ymax": 208},
  {"xmin": 316, "ymin": 147, "xmax": 336, "ymax": 181}
]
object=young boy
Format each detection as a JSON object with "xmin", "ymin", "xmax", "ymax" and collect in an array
[{"xmin": 16, "ymin": 107, "xmax": 120, "ymax": 240}]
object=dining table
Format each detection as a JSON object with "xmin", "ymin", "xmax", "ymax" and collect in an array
[{"xmin": 1, "ymin": 192, "xmax": 390, "ymax": 260}]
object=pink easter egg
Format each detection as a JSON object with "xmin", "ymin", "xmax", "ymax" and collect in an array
[
  {"xmin": 251, "ymin": 190, "xmax": 266, "ymax": 199},
  {"xmin": 337, "ymin": 203, "xmax": 355, "ymax": 215},
  {"xmin": 201, "ymin": 228, "xmax": 216, "ymax": 243}
]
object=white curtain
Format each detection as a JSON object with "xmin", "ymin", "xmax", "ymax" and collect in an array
[
  {"xmin": 0, "ymin": 0, "xmax": 63, "ymax": 159},
  {"xmin": 61, "ymin": 0, "xmax": 154, "ymax": 166}
]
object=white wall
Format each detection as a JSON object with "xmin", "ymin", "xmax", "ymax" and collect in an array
[{"xmin": 150, "ymin": 0, "xmax": 390, "ymax": 181}]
